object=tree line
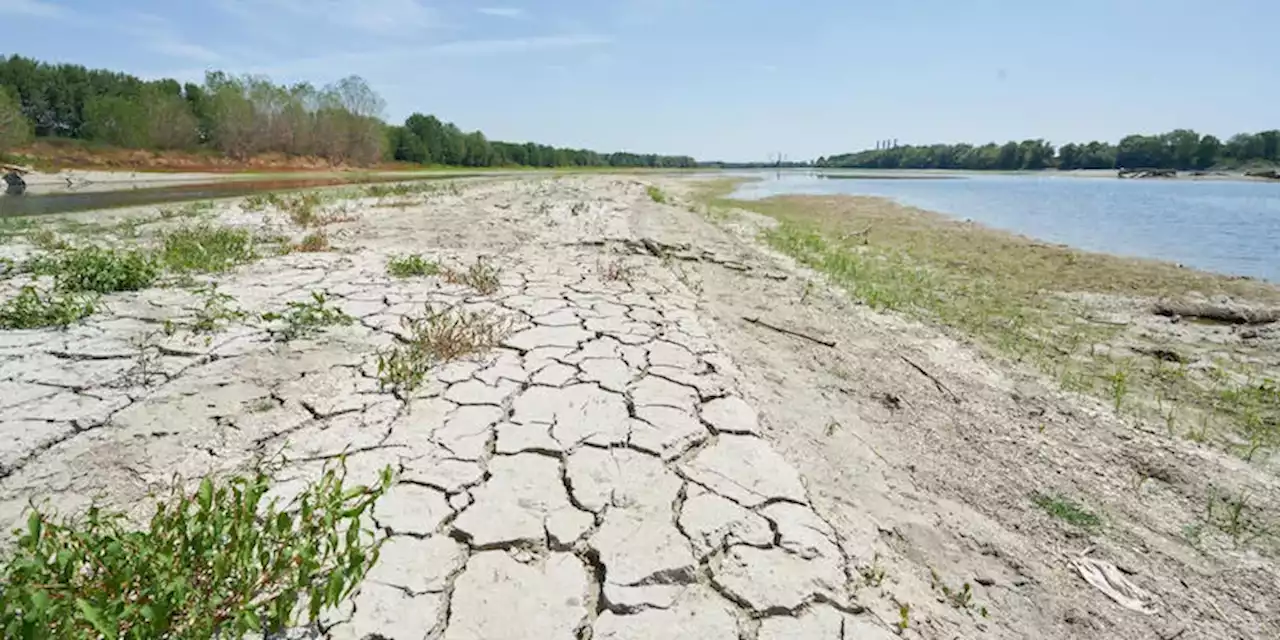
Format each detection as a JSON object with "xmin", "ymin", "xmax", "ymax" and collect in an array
[
  {"xmin": 817, "ymin": 130, "xmax": 1280, "ymax": 171},
  {"xmin": 0, "ymin": 54, "xmax": 695, "ymax": 168}
]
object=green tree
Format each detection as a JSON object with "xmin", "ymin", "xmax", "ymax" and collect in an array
[
  {"xmin": 0, "ymin": 87, "xmax": 32, "ymax": 152},
  {"xmin": 82, "ymin": 95, "xmax": 150, "ymax": 147}
]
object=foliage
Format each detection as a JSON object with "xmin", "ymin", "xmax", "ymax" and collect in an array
[
  {"xmin": 262, "ymin": 292, "xmax": 353, "ymax": 341},
  {"xmin": 818, "ymin": 128, "xmax": 1280, "ymax": 171},
  {"xmin": 0, "ymin": 286, "xmax": 96, "ymax": 329},
  {"xmin": 443, "ymin": 258, "xmax": 501, "ymax": 295},
  {"xmin": 376, "ymin": 304, "xmax": 512, "ymax": 395},
  {"xmin": 0, "ymin": 54, "xmax": 695, "ymax": 168},
  {"xmin": 646, "ymin": 185, "xmax": 667, "ymax": 203},
  {"xmin": 0, "ymin": 462, "xmax": 392, "ymax": 639},
  {"xmin": 386, "ymin": 254, "xmax": 439, "ymax": 278},
  {"xmin": 186, "ymin": 285, "xmax": 246, "ymax": 335},
  {"xmin": 160, "ymin": 225, "xmax": 257, "ymax": 273},
  {"xmin": 1031, "ymin": 493, "xmax": 1102, "ymax": 529},
  {"xmin": 0, "ymin": 86, "xmax": 32, "ymax": 151},
  {"xmin": 30, "ymin": 246, "xmax": 159, "ymax": 293}
]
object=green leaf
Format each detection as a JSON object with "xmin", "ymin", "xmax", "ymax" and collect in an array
[
  {"xmin": 197, "ymin": 477, "xmax": 214, "ymax": 511},
  {"xmin": 26, "ymin": 511, "xmax": 41, "ymax": 541},
  {"xmin": 76, "ymin": 598, "xmax": 116, "ymax": 640}
]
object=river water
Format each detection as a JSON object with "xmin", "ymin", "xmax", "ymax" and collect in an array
[{"xmin": 731, "ymin": 171, "xmax": 1280, "ymax": 283}]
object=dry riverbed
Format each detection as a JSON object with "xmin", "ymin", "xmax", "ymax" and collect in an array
[{"xmin": 0, "ymin": 176, "xmax": 1277, "ymax": 639}]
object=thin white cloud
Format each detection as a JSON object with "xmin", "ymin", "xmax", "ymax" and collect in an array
[
  {"xmin": 0, "ymin": 0, "xmax": 67, "ymax": 19},
  {"xmin": 218, "ymin": 0, "xmax": 438, "ymax": 34},
  {"xmin": 428, "ymin": 34, "xmax": 609, "ymax": 56},
  {"xmin": 477, "ymin": 7, "xmax": 526, "ymax": 19},
  {"xmin": 128, "ymin": 12, "xmax": 222, "ymax": 63}
]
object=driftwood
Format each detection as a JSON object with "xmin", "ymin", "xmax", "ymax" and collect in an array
[
  {"xmin": 1152, "ymin": 300, "xmax": 1280, "ymax": 325},
  {"xmin": 743, "ymin": 316, "xmax": 837, "ymax": 348},
  {"xmin": 1245, "ymin": 169, "xmax": 1280, "ymax": 180},
  {"xmin": 900, "ymin": 355, "xmax": 961, "ymax": 403},
  {"xmin": 1118, "ymin": 168, "xmax": 1177, "ymax": 179}
]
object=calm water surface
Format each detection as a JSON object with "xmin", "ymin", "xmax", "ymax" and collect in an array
[{"xmin": 732, "ymin": 171, "xmax": 1280, "ymax": 282}]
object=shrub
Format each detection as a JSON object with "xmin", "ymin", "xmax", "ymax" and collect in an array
[
  {"xmin": 0, "ymin": 462, "xmax": 392, "ymax": 639},
  {"xmin": 443, "ymin": 258, "xmax": 501, "ymax": 295},
  {"xmin": 646, "ymin": 185, "xmax": 667, "ymax": 204},
  {"xmin": 377, "ymin": 304, "xmax": 512, "ymax": 395}
]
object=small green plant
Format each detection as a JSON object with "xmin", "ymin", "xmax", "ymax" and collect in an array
[
  {"xmin": 1107, "ymin": 367, "xmax": 1129, "ymax": 413},
  {"xmin": 930, "ymin": 569, "xmax": 989, "ymax": 618},
  {"xmin": 1032, "ymin": 492, "xmax": 1101, "ymax": 529},
  {"xmin": 859, "ymin": 555, "xmax": 886, "ymax": 587},
  {"xmin": 444, "ymin": 258, "xmax": 501, "ymax": 296},
  {"xmin": 262, "ymin": 291, "xmax": 353, "ymax": 341},
  {"xmin": 897, "ymin": 603, "xmax": 910, "ymax": 630},
  {"xmin": 1203, "ymin": 486, "xmax": 1273, "ymax": 547},
  {"xmin": 29, "ymin": 229, "xmax": 67, "ymax": 251},
  {"xmin": 33, "ymin": 246, "xmax": 160, "ymax": 294},
  {"xmin": 646, "ymin": 185, "xmax": 667, "ymax": 204},
  {"xmin": 376, "ymin": 304, "xmax": 512, "ymax": 395},
  {"xmin": 123, "ymin": 330, "xmax": 165, "ymax": 387},
  {"xmin": 161, "ymin": 225, "xmax": 257, "ymax": 273},
  {"xmin": 187, "ymin": 285, "xmax": 246, "ymax": 336},
  {"xmin": 0, "ymin": 286, "xmax": 96, "ymax": 329},
  {"xmin": 387, "ymin": 254, "xmax": 440, "ymax": 279},
  {"xmin": 0, "ymin": 461, "xmax": 392, "ymax": 639}
]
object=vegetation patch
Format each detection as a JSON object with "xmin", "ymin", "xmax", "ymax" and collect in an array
[
  {"xmin": 31, "ymin": 245, "xmax": 160, "ymax": 293},
  {"xmin": 1031, "ymin": 492, "xmax": 1102, "ymax": 529},
  {"xmin": 262, "ymin": 291, "xmax": 353, "ymax": 341},
  {"xmin": 698, "ymin": 182, "xmax": 1280, "ymax": 459},
  {"xmin": 160, "ymin": 225, "xmax": 258, "ymax": 273},
  {"xmin": 646, "ymin": 185, "xmax": 668, "ymax": 204},
  {"xmin": 443, "ymin": 258, "xmax": 501, "ymax": 295},
  {"xmin": 293, "ymin": 231, "xmax": 331, "ymax": 253},
  {"xmin": 0, "ymin": 461, "xmax": 391, "ymax": 639},
  {"xmin": 0, "ymin": 286, "xmax": 96, "ymax": 329},
  {"xmin": 377, "ymin": 304, "xmax": 513, "ymax": 395},
  {"xmin": 387, "ymin": 253, "xmax": 439, "ymax": 279}
]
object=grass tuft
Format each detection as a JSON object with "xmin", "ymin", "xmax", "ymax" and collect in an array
[
  {"xmin": 293, "ymin": 231, "xmax": 330, "ymax": 253},
  {"xmin": 646, "ymin": 185, "xmax": 667, "ymax": 204},
  {"xmin": 377, "ymin": 304, "xmax": 513, "ymax": 395},
  {"xmin": 387, "ymin": 254, "xmax": 440, "ymax": 279},
  {"xmin": 1032, "ymin": 492, "xmax": 1102, "ymax": 529},
  {"xmin": 444, "ymin": 258, "xmax": 501, "ymax": 295}
]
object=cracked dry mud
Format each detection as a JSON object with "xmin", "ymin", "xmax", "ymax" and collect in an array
[{"xmin": 0, "ymin": 178, "xmax": 893, "ymax": 639}]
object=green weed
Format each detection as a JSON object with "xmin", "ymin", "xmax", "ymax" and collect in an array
[
  {"xmin": 646, "ymin": 185, "xmax": 667, "ymax": 204},
  {"xmin": 161, "ymin": 225, "xmax": 257, "ymax": 273},
  {"xmin": 930, "ymin": 569, "xmax": 989, "ymax": 618},
  {"xmin": 859, "ymin": 555, "xmax": 886, "ymax": 587},
  {"xmin": 187, "ymin": 285, "xmax": 246, "ymax": 336},
  {"xmin": 32, "ymin": 246, "xmax": 160, "ymax": 293},
  {"xmin": 294, "ymin": 231, "xmax": 330, "ymax": 253},
  {"xmin": 387, "ymin": 254, "xmax": 440, "ymax": 279},
  {"xmin": 0, "ymin": 461, "xmax": 391, "ymax": 639},
  {"xmin": 1032, "ymin": 492, "xmax": 1101, "ymax": 529},
  {"xmin": 897, "ymin": 603, "xmax": 910, "ymax": 630},
  {"xmin": 262, "ymin": 291, "xmax": 353, "ymax": 341},
  {"xmin": 0, "ymin": 286, "xmax": 96, "ymax": 329}
]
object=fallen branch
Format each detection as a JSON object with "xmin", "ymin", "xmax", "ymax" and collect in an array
[
  {"xmin": 743, "ymin": 316, "xmax": 837, "ymax": 348},
  {"xmin": 1152, "ymin": 300, "xmax": 1279, "ymax": 325},
  {"xmin": 899, "ymin": 354, "xmax": 960, "ymax": 403}
]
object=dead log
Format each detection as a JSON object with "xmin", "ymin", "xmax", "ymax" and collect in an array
[{"xmin": 1152, "ymin": 300, "xmax": 1280, "ymax": 325}]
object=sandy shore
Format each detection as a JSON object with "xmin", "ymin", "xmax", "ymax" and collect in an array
[{"xmin": 1, "ymin": 175, "xmax": 1276, "ymax": 638}]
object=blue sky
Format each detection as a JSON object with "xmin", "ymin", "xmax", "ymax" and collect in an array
[{"xmin": 0, "ymin": 0, "xmax": 1276, "ymax": 161}]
